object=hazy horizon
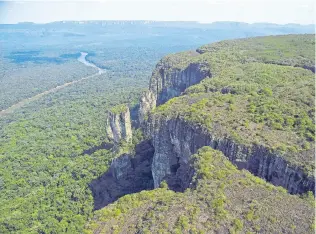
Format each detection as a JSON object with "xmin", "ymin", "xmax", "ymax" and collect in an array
[
  {"xmin": 0, "ymin": 0, "xmax": 315, "ymax": 25},
  {"xmin": 1, "ymin": 20, "xmax": 315, "ymax": 26}
]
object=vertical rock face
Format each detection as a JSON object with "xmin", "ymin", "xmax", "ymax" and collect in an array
[
  {"xmin": 146, "ymin": 116, "xmax": 315, "ymax": 194},
  {"xmin": 138, "ymin": 90, "xmax": 156, "ymax": 125},
  {"xmin": 149, "ymin": 62, "xmax": 211, "ymax": 105},
  {"xmin": 106, "ymin": 105, "xmax": 132, "ymax": 143},
  {"xmin": 105, "ymin": 118, "xmax": 114, "ymax": 140},
  {"xmin": 136, "ymin": 44, "xmax": 315, "ymax": 196},
  {"xmin": 138, "ymin": 58, "xmax": 210, "ymax": 124},
  {"xmin": 111, "ymin": 154, "xmax": 132, "ymax": 180}
]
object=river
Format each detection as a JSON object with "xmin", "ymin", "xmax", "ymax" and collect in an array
[
  {"xmin": 0, "ymin": 52, "xmax": 104, "ymax": 117},
  {"xmin": 78, "ymin": 52, "xmax": 105, "ymax": 74}
]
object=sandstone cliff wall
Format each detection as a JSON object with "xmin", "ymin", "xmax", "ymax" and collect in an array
[
  {"xmin": 145, "ymin": 116, "xmax": 314, "ymax": 194},
  {"xmin": 137, "ymin": 48, "xmax": 315, "ymax": 195},
  {"xmin": 139, "ymin": 58, "xmax": 210, "ymax": 124},
  {"xmin": 106, "ymin": 106, "xmax": 132, "ymax": 143}
]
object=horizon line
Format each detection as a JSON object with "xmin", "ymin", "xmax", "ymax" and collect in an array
[{"xmin": 1, "ymin": 20, "xmax": 315, "ymax": 26}]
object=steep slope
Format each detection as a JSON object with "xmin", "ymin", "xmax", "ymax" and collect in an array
[
  {"xmin": 106, "ymin": 104, "xmax": 132, "ymax": 144},
  {"xmin": 89, "ymin": 140, "xmax": 154, "ymax": 210},
  {"xmin": 139, "ymin": 50, "xmax": 211, "ymax": 124},
  {"xmin": 85, "ymin": 147, "xmax": 314, "ymax": 234},
  {"xmin": 139, "ymin": 34, "xmax": 315, "ymax": 124},
  {"xmin": 87, "ymin": 34, "xmax": 315, "ymax": 233},
  {"xmin": 140, "ymin": 34, "xmax": 315, "ymax": 193}
]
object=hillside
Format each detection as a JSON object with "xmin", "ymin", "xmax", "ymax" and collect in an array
[
  {"xmin": 140, "ymin": 34, "xmax": 315, "ymax": 191},
  {"xmin": 86, "ymin": 34, "xmax": 315, "ymax": 233},
  {"xmin": 86, "ymin": 147, "xmax": 314, "ymax": 233}
]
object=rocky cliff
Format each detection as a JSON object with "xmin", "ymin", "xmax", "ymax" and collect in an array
[
  {"xmin": 87, "ymin": 146, "xmax": 315, "ymax": 234},
  {"xmin": 106, "ymin": 104, "xmax": 132, "ymax": 143},
  {"xmin": 139, "ymin": 52, "xmax": 211, "ymax": 124},
  {"xmin": 145, "ymin": 116, "xmax": 315, "ymax": 194},
  {"xmin": 87, "ymin": 34, "xmax": 315, "ymax": 233},
  {"xmin": 137, "ymin": 35, "xmax": 315, "ymax": 195}
]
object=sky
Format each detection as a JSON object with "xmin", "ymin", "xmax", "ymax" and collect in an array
[{"xmin": 0, "ymin": 0, "xmax": 315, "ymax": 24}]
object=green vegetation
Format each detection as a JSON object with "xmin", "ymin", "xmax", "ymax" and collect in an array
[
  {"xmin": 0, "ymin": 60, "xmax": 96, "ymax": 110},
  {"xmin": 85, "ymin": 147, "xmax": 315, "ymax": 233},
  {"xmin": 1, "ymin": 23, "xmax": 315, "ymax": 234},
  {"xmin": 157, "ymin": 50, "xmax": 201, "ymax": 70},
  {"xmin": 110, "ymin": 104, "xmax": 129, "ymax": 114},
  {"xmin": 1, "ymin": 21, "xmax": 210, "ymax": 233},
  {"xmin": 197, "ymin": 34, "xmax": 315, "ymax": 70},
  {"xmin": 0, "ymin": 56, "xmax": 152, "ymax": 232},
  {"xmin": 154, "ymin": 35, "xmax": 315, "ymax": 175}
]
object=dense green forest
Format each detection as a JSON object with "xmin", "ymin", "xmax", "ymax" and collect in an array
[
  {"xmin": 0, "ymin": 21, "xmax": 208, "ymax": 233},
  {"xmin": 0, "ymin": 21, "xmax": 315, "ymax": 233},
  {"xmin": 0, "ymin": 58, "xmax": 156, "ymax": 231},
  {"xmin": 0, "ymin": 59, "xmax": 96, "ymax": 110}
]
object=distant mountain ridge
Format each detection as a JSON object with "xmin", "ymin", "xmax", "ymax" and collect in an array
[
  {"xmin": 1, "ymin": 20, "xmax": 314, "ymax": 54},
  {"xmin": 6, "ymin": 20, "xmax": 314, "ymax": 28}
]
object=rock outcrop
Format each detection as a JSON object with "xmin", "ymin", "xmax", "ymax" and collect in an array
[
  {"xmin": 139, "ymin": 90, "xmax": 156, "ymax": 124},
  {"xmin": 106, "ymin": 104, "xmax": 132, "ymax": 143},
  {"xmin": 138, "ymin": 55, "xmax": 211, "ymax": 124},
  {"xmin": 87, "ymin": 35, "xmax": 315, "ymax": 234},
  {"xmin": 145, "ymin": 116, "xmax": 315, "ymax": 194},
  {"xmin": 136, "ymin": 40, "xmax": 315, "ymax": 195}
]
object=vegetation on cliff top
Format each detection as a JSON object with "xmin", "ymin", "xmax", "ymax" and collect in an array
[
  {"xmin": 109, "ymin": 104, "xmax": 129, "ymax": 115},
  {"xmin": 157, "ymin": 34, "xmax": 315, "ymax": 79},
  {"xmin": 1, "ymin": 21, "xmax": 223, "ymax": 233},
  {"xmin": 197, "ymin": 34, "xmax": 315, "ymax": 70},
  {"xmin": 153, "ymin": 34, "xmax": 315, "ymax": 175},
  {"xmin": 85, "ymin": 147, "xmax": 314, "ymax": 234}
]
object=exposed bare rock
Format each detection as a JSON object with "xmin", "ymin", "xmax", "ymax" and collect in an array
[
  {"xmin": 145, "ymin": 116, "xmax": 314, "ymax": 194},
  {"xmin": 106, "ymin": 104, "xmax": 132, "ymax": 143},
  {"xmin": 138, "ymin": 90, "xmax": 156, "ymax": 124},
  {"xmin": 138, "ymin": 57, "xmax": 211, "ymax": 124}
]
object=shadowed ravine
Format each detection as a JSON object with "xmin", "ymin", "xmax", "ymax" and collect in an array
[
  {"xmin": 0, "ymin": 52, "xmax": 105, "ymax": 117},
  {"xmin": 89, "ymin": 140, "xmax": 155, "ymax": 210}
]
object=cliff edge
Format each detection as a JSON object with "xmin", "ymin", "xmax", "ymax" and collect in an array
[{"xmin": 139, "ymin": 34, "xmax": 315, "ymax": 193}]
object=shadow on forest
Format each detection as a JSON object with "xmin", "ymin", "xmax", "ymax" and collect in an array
[
  {"xmin": 89, "ymin": 140, "xmax": 155, "ymax": 210},
  {"xmin": 83, "ymin": 142, "xmax": 113, "ymax": 155}
]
